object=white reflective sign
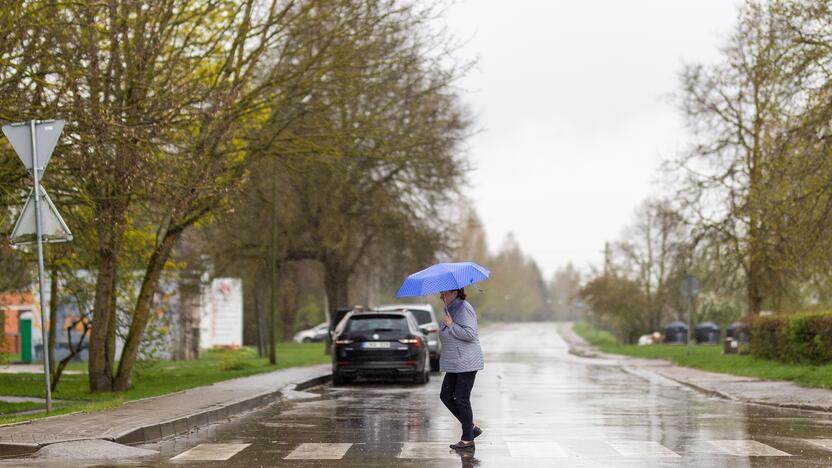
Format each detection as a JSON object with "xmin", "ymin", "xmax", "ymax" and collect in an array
[
  {"xmin": 10, "ymin": 186, "xmax": 73, "ymax": 244},
  {"xmin": 2, "ymin": 120, "xmax": 64, "ymax": 176}
]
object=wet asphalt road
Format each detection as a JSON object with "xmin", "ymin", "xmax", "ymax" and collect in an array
[{"xmin": 140, "ymin": 322, "xmax": 832, "ymax": 467}]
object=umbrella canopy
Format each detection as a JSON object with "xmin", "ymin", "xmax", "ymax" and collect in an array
[{"xmin": 396, "ymin": 262, "xmax": 490, "ymax": 298}]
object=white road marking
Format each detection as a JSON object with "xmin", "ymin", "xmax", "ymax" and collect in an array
[
  {"xmin": 707, "ymin": 440, "xmax": 791, "ymax": 456},
  {"xmin": 506, "ymin": 442, "xmax": 568, "ymax": 458},
  {"xmin": 804, "ymin": 439, "xmax": 832, "ymax": 451},
  {"xmin": 284, "ymin": 443, "xmax": 352, "ymax": 460},
  {"xmin": 609, "ymin": 441, "xmax": 680, "ymax": 457},
  {"xmin": 397, "ymin": 442, "xmax": 461, "ymax": 459},
  {"xmin": 170, "ymin": 443, "xmax": 250, "ymax": 461}
]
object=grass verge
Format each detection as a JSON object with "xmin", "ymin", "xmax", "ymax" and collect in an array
[
  {"xmin": 573, "ymin": 321, "xmax": 832, "ymax": 390},
  {"xmin": 0, "ymin": 342, "xmax": 329, "ymax": 425}
]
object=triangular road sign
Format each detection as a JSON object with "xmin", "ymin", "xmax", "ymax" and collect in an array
[
  {"xmin": 10, "ymin": 185, "xmax": 73, "ymax": 245},
  {"xmin": 2, "ymin": 120, "xmax": 64, "ymax": 177}
]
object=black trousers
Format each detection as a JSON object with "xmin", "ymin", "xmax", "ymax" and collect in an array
[{"xmin": 440, "ymin": 371, "xmax": 477, "ymax": 441}]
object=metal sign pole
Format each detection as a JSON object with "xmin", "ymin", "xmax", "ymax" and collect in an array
[
  {"xmin": 30, "ymin": 120, "xmax": 52, "ymax": 412},
  {"xmin": 687, "ymin": 294, "xmax": 692, "ymax": 356}
]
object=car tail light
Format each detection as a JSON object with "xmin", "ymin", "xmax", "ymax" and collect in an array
[
  {"xmin": 426, "ymin": 325, "xmax": 438, "ymax": 334},
  {"xmin": 334, "ymin": 339, "xmax": 354, "ymax": 345},
  {"xmin": 399, "ymin": 337, "xmax": 421, "ymax": 348}
]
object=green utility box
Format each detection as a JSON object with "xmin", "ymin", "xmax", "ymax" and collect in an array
[{"xmin": 20, "ymin": 317, "xmax": 32, "ymax": 363}]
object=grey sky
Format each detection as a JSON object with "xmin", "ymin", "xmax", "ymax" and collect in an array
[{"xmin": 443, "ymin": 1, "xmax": 739, "ymax": 277}]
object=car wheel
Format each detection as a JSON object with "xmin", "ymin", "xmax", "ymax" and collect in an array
[
  {"xmin": 302, "ymin": 337, "xmax": 312, "ymax": 343},
  {"xmin": 430, "ymin": 357, "xmax": 440, "ymax": 372},
  {"xmin": 333, "ymin": 372, "xmax": 346, "ymax": 386},
  {"xmin": 415, "ymin": 356, "xmax": 430, "ymax": 384}
]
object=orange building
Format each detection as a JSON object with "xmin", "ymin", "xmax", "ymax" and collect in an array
[{"xmin": 0, "ymin": 292, "xmax": 35, "ymax": 354}]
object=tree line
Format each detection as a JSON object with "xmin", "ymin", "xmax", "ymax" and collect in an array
[
  {"xmin": 0, "ymin": 0, "xmax": 471, "ymax": 392},
  {"xmin": 580, "ymin": 0, "xmax": 832, "ymax": 343}
]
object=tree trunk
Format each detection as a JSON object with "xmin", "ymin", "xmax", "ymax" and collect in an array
[
  {"xmin": 323, "ymin": 262, "xmax": 350, "ymax": 321},
  {"xmin": 280, "ymin": 273, "xmax": 298, "ymax": 342},
  {"xmin": 323, "ymin": 258, "xmax": 350, "ymax": 355},
  {"xmin": 747, "ymin": 266, "xmax": 765, "ymax": 314},
  {"xmin": 254, "ymin": 272, "xmax": 269, "ymax": 357},
  {"xmin": 105, "ymin": 267, "xmax": 118, "ymax": 382},
  {"xmin": 113, "ymin": 230, "xmax": 179, "ymax": 391},
  {"xmin": 88, "ymin": 228, "xmax": 121, "ymax": 392}
]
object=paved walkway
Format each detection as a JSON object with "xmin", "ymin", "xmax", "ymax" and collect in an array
[
  {"xmin": 0, "ymin": 364, "xmax": 81, "ymax": 374},
  {"xmin": 557, "ymin": 322, "xmax": 832, "ymax": 413},
  {"xmin": 0, "ymin": 363, "xmax": 330, "ymax": 456}
]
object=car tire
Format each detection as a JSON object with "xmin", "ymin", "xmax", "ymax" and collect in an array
[
  {"xmin": 333, "ymin": 372, "xmax": 346, "ymax": 386},
  {"xmin": 415, "ymin": 356, "xmax": 430, "ymax": 384},
  {"xmin": 430, "ymin": 357, "xmax": 440, "ymax": 372},
  {"xmin": 302, "ymin": 337, "xmax": 312, "ymax": 343}
]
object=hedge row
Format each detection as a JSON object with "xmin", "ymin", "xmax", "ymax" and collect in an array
[{"xmin": 750, "ymin": 312, "xmax": 832, "ymax": 364}]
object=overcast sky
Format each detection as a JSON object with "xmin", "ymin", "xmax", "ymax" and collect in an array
[{"xmin": 442, "ymin": 1, "xmax": 740, "ymax": 278}]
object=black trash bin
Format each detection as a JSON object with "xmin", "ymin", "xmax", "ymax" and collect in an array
[
  {"xmin": 695, "ymin": 322, "xmax": 721, "ymax": 344},
  {"xmin": 663, "ymin": 321, "xmax": 689, "ymax": 344},
  {"xmin": 724, "ymin": 322, "xmax": 750, "ymax": 354}
]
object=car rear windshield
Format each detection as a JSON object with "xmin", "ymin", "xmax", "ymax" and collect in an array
[
  {"xmin": 346, "ymin": 315, "xmax": 408, "ymax": 333},
  {"xmin": 406, "ymin": 309, "xmax": 432, "ymax": 325}
]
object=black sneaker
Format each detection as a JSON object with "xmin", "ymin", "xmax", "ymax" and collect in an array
[
  {"xmin": 473, "ymin": 426, "xmax": 483, "ymax": 439},
  {"xmin": 450, "ymin": 441, "xmax": 475, "ymax": 450}
]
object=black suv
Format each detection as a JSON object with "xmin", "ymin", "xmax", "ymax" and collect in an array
[{"xmin": 331, "ymin": 310, "xmax": 430, "ymax": 386}]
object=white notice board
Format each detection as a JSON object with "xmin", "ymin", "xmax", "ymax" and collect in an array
[{"xmin": 200, "ymin": 278, "xmax": 243, "ymax": 349}]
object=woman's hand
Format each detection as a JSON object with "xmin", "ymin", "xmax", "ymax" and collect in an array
[{"xmin": 442, "ymin": 312, "xmax": 453, "ymax": 327}]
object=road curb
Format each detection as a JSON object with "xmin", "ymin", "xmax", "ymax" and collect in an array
[
  {"xmin": 112, "ymin": 371, "xmax": 331, "ymax": 446},
  {"xmin": 556, "ymin": 322, "xmax": 832, "ymax": 415},
  {"xmin": 0, "ymin": 371, "xmax": 331, "ymax": 457}
]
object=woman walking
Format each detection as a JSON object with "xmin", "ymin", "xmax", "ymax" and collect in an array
[{"xmin": 438, "ymin": 287, "xmax": 484, "ymax": 450}]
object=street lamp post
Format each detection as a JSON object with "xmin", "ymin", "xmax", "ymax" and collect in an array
[{"xmin": 680, "ymin": 275, "xmax": 700, "ymax": 356}]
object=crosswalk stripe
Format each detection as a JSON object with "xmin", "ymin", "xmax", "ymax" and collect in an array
[
  {"xmin": 609, "ymin": 441, "xmax": 680, "ymax": 457},
  {"xmin": 170, "ymin": 443, "xmax": 250, "ymax": 461},
  {"xmin": 506, "ymin": 442, "xmax": 568, "ymax": 458},
  {"xmin": 168, "ymin": 439, "xmax": 812, "ymax": 461},
  {"xmin": 707, "ymin": 440, "xmax": 791, "ymax": 456},
  {"xmin": 284, "ymin": 443, "xmax": 352, "ymax": 460},
  {"xmin": 398, "ymin": 442, "xmax": 461, "ymax": 459},
  {"xmin": 804, "ymin": 439, "xmax": 832, "ymax": 451}
]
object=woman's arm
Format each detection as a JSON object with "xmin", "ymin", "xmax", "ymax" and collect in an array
[{"xmin": 446, "ymin": 306, "xmax": 478, "ymax": 342}]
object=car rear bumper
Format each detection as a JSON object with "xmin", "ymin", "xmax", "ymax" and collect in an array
[{"xmin": 334, "ymin": 361, "xmax": 422, "ymax": 376}]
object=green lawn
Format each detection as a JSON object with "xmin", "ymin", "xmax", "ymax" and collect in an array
[
  {"xmin": 572, "ymin": 321, "xmax": 832, "ymax": 390},
  {"xmin": 0, "ymin": 342, "xmax": 329, "ymax": 424}
]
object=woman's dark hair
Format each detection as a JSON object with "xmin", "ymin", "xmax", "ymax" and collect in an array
[{"xmin": 457, "ymin": 287, "xmax": 466, "ymax": 300}]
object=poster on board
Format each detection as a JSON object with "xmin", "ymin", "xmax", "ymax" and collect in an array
[{"xmin": 199, "ymin": 278, "xmax": 243, "ymax": 349}]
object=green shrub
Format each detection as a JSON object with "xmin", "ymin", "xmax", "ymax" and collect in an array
[
  {"xmin": 217, "ymin": 348, "xmax": 256, "ymax": 371},
  {"xmin": 784, "ymin": 312, "xmax": 832, "ymax": 364},
  {"xmin": 750, "ymin": 315, "xmax": 788, "ymax": 361},
  {"xmin": 751, "ymin": 311, "xmax": 832, "ymax": 364}
]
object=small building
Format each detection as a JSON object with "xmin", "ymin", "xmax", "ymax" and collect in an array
[{"xmin": 0, "ymin": 292, "xmax": 36, "ymax": 358}]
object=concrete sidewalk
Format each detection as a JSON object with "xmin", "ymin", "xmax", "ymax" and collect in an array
[
  {"xmin": 557, "ymin": 322, "xmax": 832, "ymax": 414},
  {"xmin": 0, "ymin": 363, "xmax": 330, "ymax": 456}
]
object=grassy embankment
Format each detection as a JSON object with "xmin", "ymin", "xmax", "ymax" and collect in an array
[
  {"xmin": 0, "ymin": 342, "xmax": 329, "ymax": 425},
  {"xmin": 573, "ymin": 321, "xmax": 832, "ymax": 390}
]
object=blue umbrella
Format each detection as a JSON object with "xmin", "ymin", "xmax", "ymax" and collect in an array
[{"xmin": 396, "ymin": 262, "xmax": 490, "ymax": 298}]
